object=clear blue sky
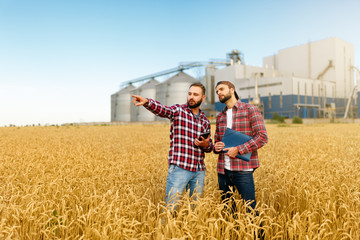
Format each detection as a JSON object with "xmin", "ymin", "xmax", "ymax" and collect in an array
[{"xmin": 0, "ymin": 0, "xmax": 359, "ymax": 126}]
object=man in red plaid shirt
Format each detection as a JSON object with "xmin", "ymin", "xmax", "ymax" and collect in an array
[
  {"xmin": 132, "ymin": 83, "xmax": 213, "ymax": 210},
  {"xmin": 213, "ymin": 81, "xmax": 268, "ymax": 212}
]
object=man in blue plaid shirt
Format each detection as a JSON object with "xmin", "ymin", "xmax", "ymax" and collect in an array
[{"xmin": 132, "ymin": 83, "xmax": 213, "ymax": 210}]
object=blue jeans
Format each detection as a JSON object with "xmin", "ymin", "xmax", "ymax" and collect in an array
[
  {"xmin": 218, "ymin": 169, "xmax": 256, "ymax": 212},
  {"xmin": 165, "ymin": 164, "xmax": 205, "ymax": 210}
]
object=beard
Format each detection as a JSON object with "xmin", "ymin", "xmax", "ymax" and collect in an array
[
  {"xmin": 219, "ymin": 92, "xmax": 232, "ymax": 103},
  {"xmin": 187, "ymin": 98, "xmax": 203, "ymax": 109}
]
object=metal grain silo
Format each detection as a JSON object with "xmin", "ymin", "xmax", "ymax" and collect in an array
[
  {"xmin": 111, "ymin": 93, "xmax": 117, "ymax": 122},
  {"xmin": 111, "ymin": 84, "xmax": 136, "ymax": 122},
  {"xmin": 156, "ymin": 72, "xmax": 199, "ymax": 106},
  {"xmin": 130, "ymin": 79, "xmax": 159, "ymax": 121}
]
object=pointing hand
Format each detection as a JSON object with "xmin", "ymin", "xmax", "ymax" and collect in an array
[{"xmin": 132, "ymin": 95, "xmax": 149, "ymax": 106}]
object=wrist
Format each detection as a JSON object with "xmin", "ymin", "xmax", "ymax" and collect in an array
[{"xmin": 144, "ymin": 98, "xmax": 150, "ymax": 106}]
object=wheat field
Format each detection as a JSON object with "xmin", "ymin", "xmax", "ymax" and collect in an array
[{"xmin": 0, "ymin": 123, "xmax": 359, "ymax": 239}]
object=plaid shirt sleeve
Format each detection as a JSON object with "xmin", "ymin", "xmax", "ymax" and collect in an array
[{"xmin": 144, "ymin": 98, "xmax": 178, "ymax": 119}]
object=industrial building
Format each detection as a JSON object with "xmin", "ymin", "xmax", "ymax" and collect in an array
[
  {"xmin": 215, "ymin": 37, "xmax": 359, "ymax": 119},
  {"xmin": 111, "ymin": 37, "xmax": 359, "ymax": 121}
]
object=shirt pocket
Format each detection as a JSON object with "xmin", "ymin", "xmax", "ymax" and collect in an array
[{"xmin": 235, "ymin": 111, "xmax": 248, "ymax": 118}]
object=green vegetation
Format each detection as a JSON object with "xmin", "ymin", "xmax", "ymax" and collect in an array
[
  {"xmin": 270, "ymin": 113, "xmax": 285, "ymax": 123},
  {"xmin": 292, "ymin": 116, "xmax": 303, "ymax": 124}
]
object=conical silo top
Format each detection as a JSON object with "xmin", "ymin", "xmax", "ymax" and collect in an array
[
  {"xmin": 117, "ymin": 84, "xmax": 136, "ymax": 94},
  {"xmin": 136, "ymin": 78, "xmax": 159, "ymax": 90},
  {"xmin": 161, "ymin": 72, "xmax": 199, "ymax": 85}
]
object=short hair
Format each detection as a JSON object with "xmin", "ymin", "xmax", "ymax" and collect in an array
[
  {"xmin": 215, "ymin": 81, "xmax": 239, "ymax": 100},
  {"xmin": 189, "ymin": 82, "xmax": 206, "ymax": 95}
]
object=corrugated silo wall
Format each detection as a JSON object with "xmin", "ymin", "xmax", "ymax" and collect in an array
[
  {"xmin": 130, "ymin": 89, "xmax": 138, "ymax": 122},
  {"xmin": 166, "ymin": 82, "xmax": 191, "ymax": 106},
  {"xmin": 129, "ymin": 80, "xmax": 159, "ymax": 122},
  {"xmin": 156, "ymin": 84, "xmax": 166, "ymax": 105},
  {"xmin": 154, "ymin": 84, "xmax": 167, "ymax": 121},
  {"xmin": 137, "ymin": 88, "xmax": 157, "ymax": 121},
  {"xmin": 116, "ymin": 92, "xmax": 132, "ymax": 121},
  {"xmin": 111, "ymin": 94, "xmax": 117, "ymax": 121},
  {"xmin": 358, "ymin": 91, "xmax": 360, "ymax": 118}
]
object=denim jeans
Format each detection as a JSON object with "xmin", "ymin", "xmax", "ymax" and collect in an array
[
  {"xmin": 218, "ymin": 169, "xmax": 256, "ymax": 212},
  {"xmin": 165, "ymin": 164, "xmax": 205, "ymax": 210}
]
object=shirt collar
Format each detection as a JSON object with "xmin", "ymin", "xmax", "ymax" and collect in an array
[
  {"xmin": 221, "ymin": 99, "xmax": 242, "ymax": 113},
  {"xmin": 184, "ymin": 103, "xmax": 204, "ymax": 117}
]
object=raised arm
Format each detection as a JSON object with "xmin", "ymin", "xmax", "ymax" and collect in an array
[{"xmin": 132, "ymin": 95, "xmax": 178, "ymax": 119}]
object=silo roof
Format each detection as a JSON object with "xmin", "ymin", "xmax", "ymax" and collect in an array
[
  {"xmin": 114, "ymin": 84, "xmax": 136, "ymax": 95},
  {"xmin": 134, "ymin": 78, "xmax": 159, "ymax": 90},
  {"xmin": 160, "ymin": 71, "xmax": 199, "ymax": 85}
]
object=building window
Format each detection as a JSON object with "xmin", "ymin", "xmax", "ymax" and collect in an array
[
  {"xmin": 280, "ymin": 91, "xmax": 283, "ymax": 108},
  {"xmin": 305, "ymin": 83, "xmax": 307, "ymax": 104},
  {"xmin": 318, "ymin": 84, "xmax": 321, "ymax": 105},
  {"xmin": 269, "ymin": 93, "xmax": 272, "ymax": 109}
]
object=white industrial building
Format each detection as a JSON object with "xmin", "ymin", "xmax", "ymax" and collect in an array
[
  {"xmin": 214, "ymin": 37, "xmax": 358, "ymax": 119},
  {"xmin": 111, "ymin": 37, "xmax": 359, "ymax": 121}
]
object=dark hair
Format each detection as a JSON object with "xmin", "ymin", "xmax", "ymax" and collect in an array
[
  {"xmin": 189, "ymin": 82, "xmax": 206, "ymax": 95},
  {"xmin": 215, "ymin": 81, "xmax": 239, "ymax": 100}
]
